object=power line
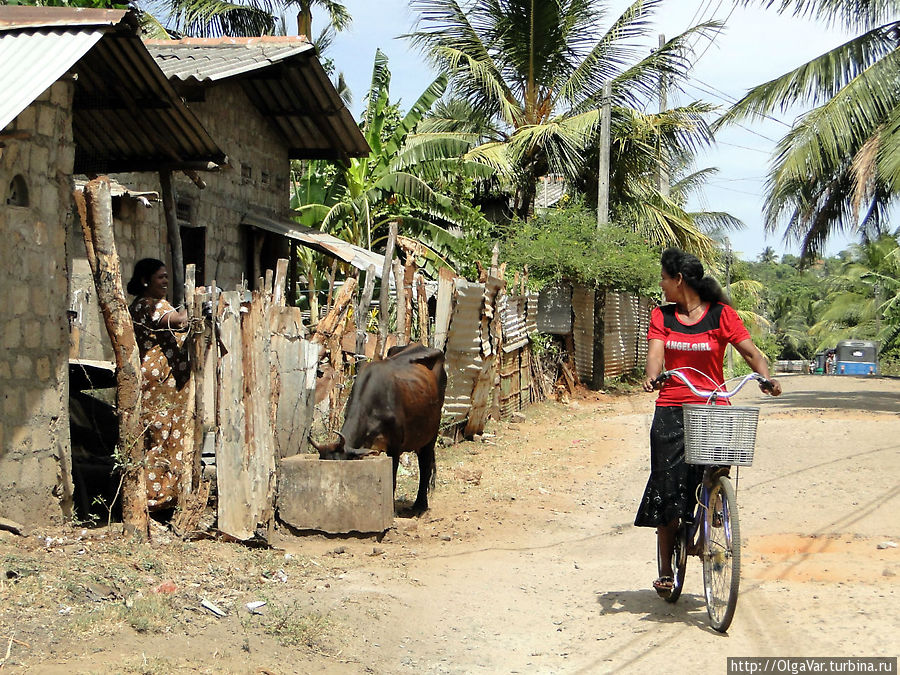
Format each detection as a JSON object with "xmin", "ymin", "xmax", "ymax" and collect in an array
[
  {"xmin": 691, "ymin": 77, "xmax": 793, "ymax": 129},
  {"xmin": 705, "ymin": 185, "xmax": 767, "ymax": 198},
  {"xmin": 686, "ymin": 0, "xmax": 715, "ymax": 34},
  {"xmin": 716, "ymin": 140, "xmax": 774, "ymax": 154},
  {"xmin": 692, "ymin": 1, "xmax": 735, "ymax": 67},
  {"xmin": 682, "ymin": 82, "xmax": 782, "ymax": 143},
  {"xmin": 707, "ymin": 176, "xmax": 769, "ymax": 183}
]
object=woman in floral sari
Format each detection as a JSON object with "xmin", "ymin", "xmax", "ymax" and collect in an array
[{"xmin": 127, "ymin": 258, "xmax": 189, "ymax": 511}]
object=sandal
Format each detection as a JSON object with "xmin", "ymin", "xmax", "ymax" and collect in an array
[{"xmin": 653, "ymin": 576, "xmax": 675, "ymax": 597}]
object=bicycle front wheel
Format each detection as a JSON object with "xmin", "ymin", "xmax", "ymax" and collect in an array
[{"xmin": 702, "ymin": 475, "xmax": 741, "ymax": 632}]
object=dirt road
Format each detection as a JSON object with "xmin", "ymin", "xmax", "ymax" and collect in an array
[{"xmin": 2, "ymin": 375, "xmax": 898, "ymax": 673}]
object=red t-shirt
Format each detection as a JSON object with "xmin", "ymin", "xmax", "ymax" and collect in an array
[{"xmin": 648, "ymin": 302, "xmax": 751, "ymax": 406}]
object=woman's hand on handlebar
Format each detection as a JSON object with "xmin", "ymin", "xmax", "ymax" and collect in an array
[
  {"xmin": 643, "ymin": 372, "xmax": 667, "ymax": 392},
  {"xmin": 759, "ymin": 377, "xmax": 782, "ymax": 396}
]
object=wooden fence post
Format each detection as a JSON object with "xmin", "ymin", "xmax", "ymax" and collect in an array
[
  {"xmin": 76, "ymin": 178, "xmax": 148, "ymax": 539},
  {"xmin": 375, "ymin": 222, "xmax": 398, "ymax": 359}
]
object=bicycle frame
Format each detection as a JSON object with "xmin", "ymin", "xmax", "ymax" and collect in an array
[{"xmin": 683, "ymin": 465, "xmax": 731, "ymax": 555}]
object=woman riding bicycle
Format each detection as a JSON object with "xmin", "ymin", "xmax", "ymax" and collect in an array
[{"xmin": 635, "ymin": 248, "xmax": 782, "ymax": 596}]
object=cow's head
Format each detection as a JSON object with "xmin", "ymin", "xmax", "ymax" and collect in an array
[{"xmin": 308, "ymin": 433, "xmax": 376, "ymax": 460}]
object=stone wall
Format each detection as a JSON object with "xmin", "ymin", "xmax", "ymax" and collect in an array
[{"xmin": 0, "ymin": 82, "xmax": 76, "ymax": 524}]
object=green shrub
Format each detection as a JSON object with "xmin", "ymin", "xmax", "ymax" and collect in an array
[{"xmin": 504, "ymin": 205, "xmax": 659, "ymax": 292}]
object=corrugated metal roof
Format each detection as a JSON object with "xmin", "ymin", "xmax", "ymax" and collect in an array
[
  {"xmin": 0, "ymin": 7, "xmax": 226, "ymax": 173},
  {"xmin": 243, "ymin": 212, "xmax": 385, "ymax": 275},
  {"xmin": 0, "ymin": 18, "xmax": 106, "ymax": 132},
  {"xmin": 146, "ymin": 38, "xmax": 370, "ymax": 160}
]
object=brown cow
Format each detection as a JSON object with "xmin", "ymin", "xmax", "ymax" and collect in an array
[{"xmin": 310, "ymin": 343, "xmax": 447, "ymax": 514}]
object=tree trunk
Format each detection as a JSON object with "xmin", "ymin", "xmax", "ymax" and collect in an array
[
  {"xmin": 75, "ymin": 178, "xmax": 148, "ymax": 539},
  {"xmin": 297, "ymin": 2, "xmax": 312, "ymax": 39}
]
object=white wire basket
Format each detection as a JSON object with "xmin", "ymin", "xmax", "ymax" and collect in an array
[{"xmin": 682, "ymin": 404, "xmax": 760, "ymax": 466}]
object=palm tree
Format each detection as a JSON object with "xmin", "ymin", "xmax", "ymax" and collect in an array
[
  {"xmin": 717, "ymin": 1, "xmax": 900, "ymax": 258},
  {"xmin": 759, "ymin": 246, "xmax": 778, "ymax": 264},
  {"xmin": 404, "ymin": 0, "xmax": 722, "ymax": 251},
  {"xmin": 140, "ymin": 0, "xmax": 349, "ymax": 38},
  {"xmin": 809, "ymin": 233, "xmax": 900, "ymax": 350}
]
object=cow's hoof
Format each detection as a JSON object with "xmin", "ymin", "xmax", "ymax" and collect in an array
[{"xmin": 396, "ymin": 503, "xmax": 428, "ymax": 518}]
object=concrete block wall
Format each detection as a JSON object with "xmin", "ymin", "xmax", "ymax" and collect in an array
[{"xmin": 0, "ymin": 82, "xmax": 76, "ymax": 524}]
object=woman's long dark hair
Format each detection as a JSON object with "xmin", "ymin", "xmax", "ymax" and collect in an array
[
  {"xmin": 126, "ymin": 258, "xmax": 165, "ymax": 296},
  {"xmin": 660, "ymin": 248, "xmax": 730, "ymax": 306}
]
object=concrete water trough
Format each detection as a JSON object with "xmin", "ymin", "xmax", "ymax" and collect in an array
[{"xmin": 277, "ymin": 454, "xmax": 393, "ymax": 534}]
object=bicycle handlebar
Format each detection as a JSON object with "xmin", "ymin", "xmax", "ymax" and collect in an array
[{"xmin": 651, "ymin": 368, "xmax": 774, "ymax": 400}]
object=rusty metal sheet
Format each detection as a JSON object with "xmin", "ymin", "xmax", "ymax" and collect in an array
[
  {"xmin": 499, "ymin": 349, "xmax": 521, "ymax": 419},
  {"xmin": 243, "ymin": 212, "xmax": 385, "ymax": 275},
  {"xmin": 443, "ymin": 279, "xmax": 484, "ymax": 423},
  {"xmin": 536, "ymin": 284, "xmax": 572, "ymax": 334},
  {"xmin": 536, "ymin": 284, "xmax": 571, "ymax": 334},
  {"xmin": 571, "ymin": 284, "xmax": 595, "ymax": 383}
]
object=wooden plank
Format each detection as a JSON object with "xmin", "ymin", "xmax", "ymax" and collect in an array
[
  {"xmin": 433, "ymin": 267, "xmax": 454, "ymax": 350},
  {"xmin": 273, "ymin": 258, "xmax": 288, "ymax": 307},
  {"xmin": 311, "ymin": 277, "xmax": 358, "ymax": 345},
  {"xmin": 392, "ymin": 258, "xmax": 406, "ymax": 346},
  {"xmin": 416, "ymin": 273, "xmax": 428, "ymax": 345},
  {"xmin": 375, "ymin": 222, "xmax": 397, "ymax": 359},
  {"xmin": 242, "ymin": 291, "xmax": 276, "ymax": 531},
  {"xmin": 356, "ymin": 265, "xmax": 376, "ymax": 357},
  {"xmin": 269, "ymin": 307, "xmax": 318, "ymax": 459},
  {"xmin": 215, "ymin": 292, "xmax": 251, "ymax": 540}
]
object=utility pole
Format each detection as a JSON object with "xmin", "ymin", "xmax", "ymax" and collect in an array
[
  {"xmin": 725, "ymin": 238, "xmax": 734, "ymax": 374},
  {"xmin": 658, "ymin": 34, "xmax": 670, "ymax": 200},
  {"xmin": 597, "ymin": 81, "xmax": 612, "ymax": 227}
]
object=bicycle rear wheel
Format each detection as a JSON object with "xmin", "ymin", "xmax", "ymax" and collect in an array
[
  {"xmin": 702, "ymin": 475, "xmax": 741, "ymax": 632},
  {"xmin": 657, "ymin": 523, "xmax": 688, "ymax": 603}
]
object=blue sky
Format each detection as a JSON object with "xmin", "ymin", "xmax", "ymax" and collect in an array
[{"xmin": 310, "ymin": 1, "xmax": 855, "ymax": 260}]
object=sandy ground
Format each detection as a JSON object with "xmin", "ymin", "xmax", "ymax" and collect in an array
[{"xmin": 1, "ymin": 374, "xmax": 898, "ymax": 673}]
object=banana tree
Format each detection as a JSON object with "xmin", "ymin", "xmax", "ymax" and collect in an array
[{"xmin": 292, "ymin": 49, "xmax": 495, "ymax": 274}]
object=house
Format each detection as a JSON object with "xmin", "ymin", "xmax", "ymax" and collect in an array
[
  {"xmin": 0, "ymin": 6, "xmax": 226, "ymax": 524},
  {"xmin": 0, "ymin": 6, "xmax": 368, "ymax": 526},
  {"xmin": 73, "ymin": 34, "xmax": 371, "ymax": 363}
]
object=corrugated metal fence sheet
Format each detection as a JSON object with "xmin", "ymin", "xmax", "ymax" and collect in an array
[
  {"xmin": 572, "ymin": 284, "xmax": 595, "ymax": 383},
  {"xmin": 536, "ymin": 284, "xmax": 572, "ymax": 334},
  {"xmin": 443, "ymin": 279, "xmax": 484, "ymax": 423},
  {"xmin": 243, "ymin": 212, "xmax": 385, "ymax": 275},
  {"xmin": 501, "ymin": 294, "xmax": 528, "ymax": 352},
  {"xmin": 603, "ymin": 292, "xmax": 652, "ymax": 379}
]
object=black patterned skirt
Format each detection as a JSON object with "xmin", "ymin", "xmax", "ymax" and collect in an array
[{"xmin": 634, "ymin": 406, "xmax": 704, "ymax": 528}]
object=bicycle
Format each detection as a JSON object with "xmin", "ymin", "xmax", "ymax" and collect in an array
[{"xmin": 651, "ymin": 368, "xmax": 774, "ymax": 633}]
